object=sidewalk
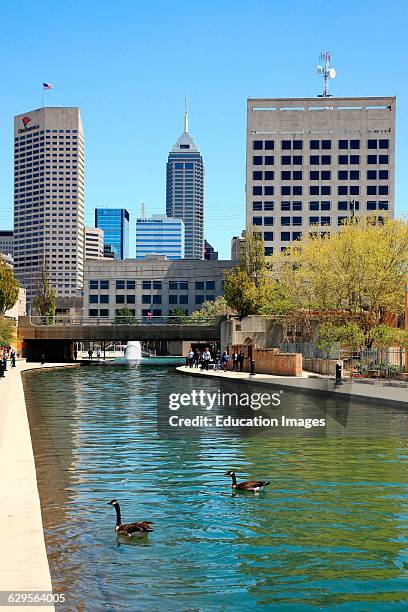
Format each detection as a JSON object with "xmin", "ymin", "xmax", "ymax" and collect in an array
[
  {"xmin": 176, "ymin": 366, "xmax": 408, "ymax": 407},
  {"xmin": 0, "ymin": 361, "xmax": 78, "ymax": 610}
]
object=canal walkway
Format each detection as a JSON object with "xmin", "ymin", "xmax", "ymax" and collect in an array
[
  {"xmin": 0, "ymin": 360, "xmax": 78, "ymax": 610},
  {"xmin": 176, "ymin": 366, "xmax": 408, "ymax": 406}
]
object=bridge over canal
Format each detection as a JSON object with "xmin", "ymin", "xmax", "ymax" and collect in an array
[{"xmin": 18, "ymin": 316, "xmax": 223, "ymax": 361}]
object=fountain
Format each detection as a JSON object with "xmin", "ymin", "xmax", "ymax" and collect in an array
[{"xmin": 124, "ymin": 341, "xmax": 142, "ymax": 361}]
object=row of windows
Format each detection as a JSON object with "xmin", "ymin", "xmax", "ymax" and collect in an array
[
  {"xmin": 253, "ymin": 170, "xmax": 389, "ymax": 181},
  {"xmin": 252, "ymin": 155, "xmax": 389, "ymax": 166},
  {"xmin": 89, "ymin": 280, "xmax": 216, "ymax": 290},
  {"xmin": 253, "ymin": 139, "xmax": 390, "ymax": 150},
  {"xmin": 252, "ymin": 204, "xmax": 389, "ymax": 225},
  {"xmin": 253, "ymin": 185, "xmax": 389, "ymax": 196},
  {"xmin": 89, "ymin": 309, "xmax": 162, "ymax": 317}
]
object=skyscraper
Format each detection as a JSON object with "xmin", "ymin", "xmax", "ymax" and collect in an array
[
  {"xmin": 85, "ymin": 227, "xmax": 104, "ymax": 259},
  {"xmin": 13, "ymin": 107, "xmax": 85, "ymax": 303},
  {"xmin": 166, "ymin": 102, "xmax": 204, "ymax": 259},
  {"xmin": 136, "ymin": 214, "xmax": 184, "ymax": 259},
  {"xmin": 246, "ymin": 97, "xmax": 395, "ymax": 255},
  {"xmin": 95, "ymin": 208, "xmax": 129, "ymax": 259}
]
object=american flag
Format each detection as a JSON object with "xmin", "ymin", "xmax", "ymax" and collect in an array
[{"xmin": 42, "ymin": 83, "xmax": 53, "ymax": 90}]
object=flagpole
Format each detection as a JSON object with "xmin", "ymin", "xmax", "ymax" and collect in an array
[{"xmin": 41, "ymin": 85, "xmax": 44, "ymax": 108}]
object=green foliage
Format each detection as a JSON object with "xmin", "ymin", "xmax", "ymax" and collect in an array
[
  {"xmin": 168, "ymin": 306, "xmax": 188, "ymax": 324},
  {"xmin": 317, "ymin": 321, "xmax": 365, "ymax": 357},
  {"xmin": 338, "ymin": 323, "xmax": 365, "ymax": 350},
  {"xmin": 239, "ymin": 227, "xmax": 266, "ymax": 287},
  {"xmin": 0, "ymin": 316, "xmax": 16, "ymax": 346},
  {"xmin": 114, "ymin": 308, "xmax": 135, "ymax": 325},
  {"xmin": 369, "ymin": 324, "xmax": 401, "ymax": 349},
  {"xmin": 224, "ymin": 269, "xmax": 261, "ymax": 319},
  {"xmin": 316, "ymin": 322, "xmax": 343, "ymax": 355},
  {"xmin": 0, "ymin": 261, "xmax": 19, "ymax": 315},
  {"xmin": 267, "ymin": 216, "xmax": 408, "ymax": 334},
  {"xmin": 33, "ymin": 266, "xmax": 56, "ymax": 322},
  {"xmin": 190, "ymin": 296, "xmax": 230, "ymax": 322}
]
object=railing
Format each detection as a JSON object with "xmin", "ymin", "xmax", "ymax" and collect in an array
[{"xmin": 29, "ymin": 315, "xmax": 217, "ymax": 327}]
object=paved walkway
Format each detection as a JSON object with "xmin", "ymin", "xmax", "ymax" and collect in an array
[
  {"xmin": 177, "ymin": 366, "xmax": 408, "ymax": 406},
  {"xmin": 0, "ymin": 361, "xmax": 78, "ymax": 610}
]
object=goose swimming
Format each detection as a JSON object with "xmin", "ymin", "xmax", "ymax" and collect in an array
[
  {"xmin": 107, "ymin": 499, "xmax": 154, "ymax": 537},
  {"xmin": 224, "ymin": 470, "xmax": 270, "ymax": 492}
]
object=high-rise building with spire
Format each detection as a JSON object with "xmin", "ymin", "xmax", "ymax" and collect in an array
[{"xmin": 166, "ymin": 101, "xmax": 204, "ymax": 259}]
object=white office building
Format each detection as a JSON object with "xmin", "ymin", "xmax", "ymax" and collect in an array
[
  {"xmin": 13, "ymin": 107, "xmax": 85, "ymax": 303},
  {"xmin": 85, "ymin": 227, "xmax": 104, "ymax": 259},
  {"xmin": 246, "ymin": 97, "xmax": 395, "ymax": 254}
]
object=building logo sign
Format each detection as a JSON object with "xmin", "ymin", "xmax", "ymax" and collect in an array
[{"xmin": 18, "ymin": 115, "xmax": 40, "ymax": 134}]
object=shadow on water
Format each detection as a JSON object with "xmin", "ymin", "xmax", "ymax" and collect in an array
[{"xmin": 23, "ymin": 365, "xmax": 408, "ymax": 610}]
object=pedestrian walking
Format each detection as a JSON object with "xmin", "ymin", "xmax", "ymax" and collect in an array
[
  {"xmin": 193, "ymin": 349, "xmax": 200, "ymax": 368},
  {"xmin": 88, "ymin": 349, "xmax": 93, "ymax": 360},
  {"xmin": 232, "ymin": 351, "xmax": 239, "ymax": 372},
  {"xmin": 73, "ymin": 347, "xmax": 78, "ymax": 361},
  {"xmin": 222, "ymin": 351, "xmax": 230, "ymax": 371},
  {"xmin": 96, "ymin": 348, "xmax": 101, "ymax": 361},
  {"xmin": 202, "ymin": 347, "xmax": 211, "ymax": 371},
  {"xmin": 188, "ymin": 348, "xmax": 194, "ymax": 368},
  {"xmin": 238, "ymin": 351, "xmax": 245, "ymax": 372}
]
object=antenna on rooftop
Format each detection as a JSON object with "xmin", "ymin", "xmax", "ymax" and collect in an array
[
  {"xmin": 141, "ymin": 202, "xmax": 145, "ymax": 218},
  {"xmin": 316, "ymin": 51, "xmax": 336, "ymax": 97}
]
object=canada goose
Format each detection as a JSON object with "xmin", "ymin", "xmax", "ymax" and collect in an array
[
  {"xmin": 107, "ymin": 499, "xmax": 154, "ymax": 536},
  {"xmin": 224, "ymin": 470, "xmax": 270, "ymax": 492}
]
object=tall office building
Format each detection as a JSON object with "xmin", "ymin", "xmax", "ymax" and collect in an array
[
  {"xmin": 166, "ymin": 104, "xmax": 204, "ymax": 259},
  {"xmin": 136, "ymin": 214, "xmax": 184, "ymax": 260},
  {"xmin": 246, "ymin": 97, "xmax": 395, "ymax": 254},
  {"xmin": 13, "ymin": 107, "xmax": 85, "ymax": 303},
  {"xmin": 85, "ymin": 227, "xmax": 104, "ymax": 259},
  {"xmin": 95, "ymin": 208, "xmax": 129, "ymax": 260},
  {"xmin": 0, "ymin": 230, "xmax": 13, "ymax": 257}
]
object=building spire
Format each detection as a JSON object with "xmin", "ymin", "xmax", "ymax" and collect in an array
[{"xmin": 184, "ymin": 96, "xmax": 189, "ymax": 133}]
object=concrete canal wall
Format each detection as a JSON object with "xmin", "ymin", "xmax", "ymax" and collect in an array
[{"xmin": 0, "ymin": 361, "xmax": 78, "ymax": 609}]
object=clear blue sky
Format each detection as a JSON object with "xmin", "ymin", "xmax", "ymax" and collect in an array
[{"xmin": 1, "ymin": 0, "xmax": 407, "ymax": 258}]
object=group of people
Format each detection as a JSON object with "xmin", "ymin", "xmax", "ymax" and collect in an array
[
  {"xmin": 87, "ymin": 348, "xmax": 102, "ymax": 361},
  {"xmin": 0, "ymin": 347, "xmax": 16, "ymax": 372},
  {"xmin": 186, "ymin": 347, "xmax": 246, "ymax": 372}
]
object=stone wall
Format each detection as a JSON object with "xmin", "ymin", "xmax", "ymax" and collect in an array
[
  {"xmin": 303, "ymin": 357, "xmax": 341, "ymax": 376},
  {"xmin": 229, "ymin": 344, "xmax": 302, "ymax": 377}
]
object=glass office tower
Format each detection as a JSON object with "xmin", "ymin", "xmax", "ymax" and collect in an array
[
  {"xmin": 136, "ymin": 214, "xmax": 184, "ymax": 259},
  {"xmin": 166, "ymin": 104, "xmax": 204, "ymax": 259},
  {"xmin": 95, "ymin": 208, "xmax": 129, "ymax": 259}
]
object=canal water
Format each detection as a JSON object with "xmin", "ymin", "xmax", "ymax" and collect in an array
[{"xmin": 24, "ymin": 365, "xmax": 408, "ymax": 610}]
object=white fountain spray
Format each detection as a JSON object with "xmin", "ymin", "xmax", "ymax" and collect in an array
[{"xmin": 124, "ymin": 341, "xmax": 142, "ymax": 361}]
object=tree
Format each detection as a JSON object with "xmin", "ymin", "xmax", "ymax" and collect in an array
[
  {"xmin": 267, "ymin": 216, "xmax": 408, "ymax": 342},
  {"xmin": 239, "ymin": 227, "xmax": 266, "ymax": 287},
  {"xmin": 316, "ymin": 322, "xmax": 343, "ymax": 359},
  {"xmin": 33, "ymin": 265, "xmax": 56, "ymax": 322},
  {"xmin": 168, "ymin": 306, "xmax": 188, "ymax": 324},
  {"xmin": 0, "ymin": 260, "xmax": 19, "ymax": 315},
  {"xmin": 190, "ymin": 296, "xmax": 231, "ymax": 322},
  {"xmin": 0, "ymin": 316, "xmax": 16, "ymax": 346},
  {"xmin": 224, "ymin": 269, "xmax": 262, "ymax": 319},
  {"xmin": 114, "ymin": 308, "xmax": 135, "ymax": 325}
]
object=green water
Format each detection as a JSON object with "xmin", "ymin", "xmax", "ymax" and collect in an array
[{"xmin": 24, "ymin": 365, "xmax": 408, "ymax": 610}]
